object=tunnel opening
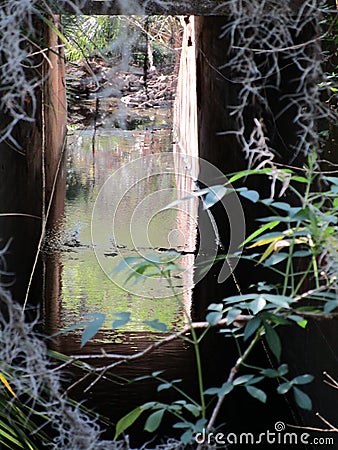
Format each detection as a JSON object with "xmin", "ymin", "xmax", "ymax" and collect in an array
[{"xmin": 0, "ymin": 2, "xmax": 337, "ymax": 449}]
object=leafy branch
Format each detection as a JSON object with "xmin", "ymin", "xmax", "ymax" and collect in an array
[{"xmin": 53, "ymin": 155, "xmax": 337, "ymax": 444}]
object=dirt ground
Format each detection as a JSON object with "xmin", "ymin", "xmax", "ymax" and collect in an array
[{"xmin": 66, "ymin": 59, "xmax": 177, "ymax": 127}]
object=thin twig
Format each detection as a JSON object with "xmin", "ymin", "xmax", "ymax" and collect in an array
[
  {"xmin": 315, "ymin": 413, "xmax": 338, "ymax": 431},
  {"xmin": 68, "ymin": 317, "xmax": 250, "ymax": 363},
  {"xmin": 323, "ymin": 371, "xmax": 338, "ymax": 390},
  {"xmin": 62, "ymin": 283, "xmax": 338, "ymax": 393},
  {"xmin": 231, "ymin": 33, "xmax": 327, "ymax": 54},
  {"xmin": 23, "ymin": 133, "xmax": 67, "ymax": 309},
  {"xmin": 199, "ymin": 331, "xmax": 261, "ymax": 446},
  {"xmin": 288, "ymin": 413, "xmax": 338, "ymax": 433},
  {"xmin": 0, "ymin": 213, "xmax": 41, "ymax": 219},
  {"xmin": 61, "ymin": 316, "xmax": 251, "ymax": 394}
]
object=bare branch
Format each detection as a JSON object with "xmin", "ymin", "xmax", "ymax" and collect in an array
[
  {"xmin": 288, "ymin": 413, "xmax": 338, "ymax": 433},
  {"xmin": 63, "ymin": 315, "xmax": 251, "ymax": 393},
  {"xmin": 323, "ymin": 372, "xmax": 338, "ymax": 390}
]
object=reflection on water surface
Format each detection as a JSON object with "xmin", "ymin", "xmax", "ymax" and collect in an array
[{"xmin": 45, "ymin": 107, "xmax": 196, "ymax": 342}]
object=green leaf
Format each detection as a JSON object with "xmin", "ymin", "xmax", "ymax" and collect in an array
[
  {"xmin": 114, "ymin": 407, "xmax": 143, "ymax": 439},
  {"xmin": 258, "ymin": 239, "xmax": 280, "ymax": 264},
  {"xmin": 184, "ymin": 404, "xmax": 201, "ymax": 417},
  {"xmin": 51, "ymin": 323, "xmax": 85, "ymax": 337},
  {"xmin": 239, "ymin": 189, "xmax": 259, "ymax": 203},
  {"xmin": 288, "ymin": 207, "xmax": 302, "ymax": 217},
  {"xmin": 144, "ymin": 409, "xmax": 165, "ymax": 433},
  {"xmin": 132, "ymin": 262, "xmax": 150, "ymax": 275},
  {"xmin": 112, "ymin": 256, "xmax": 139, "ymax": 276},
  {"xmin": 325, "ymin": 176, "xmax": 338, "ymax": 186},
  {"xmin": 143, "ymin": 319, "xmax": 167, "ymax": 332},
  {"xmin": 208, "ymin": 303, "xmax": 223, "ymax": 312},
  {"xmin": 133, "ymin": 375, "xmax": 151, "ymax": 382},
  {"xmin": 242, "ymin": 221, "xmax": 280, "ymax": 247},
  {"xmin": 218, "ymin": 382, "xmax": 234, "ymax": 397},
  {"xmin": 173, "ymin": 422, "xmax": 190, "ymax": 429},
  {"xmin": 278, "ymin": 364, "xmax": 289, "ymax": 376},
  {"xmin": 256, "ymin": 281, "xmax": 274, "ymax": 292},
  {"xmin": 206, "ymin": 311, "xmax": 223, "ymax": 326},
  {"xmin": 292, "ymin": 176, "xmax": 309, "ymax": 183},
  {"xmin": 263, "ymin": 294, "xmax": 291, "ymax": 309},
  {"xmin": 204, "ymin": 387, "xmax": 221, "ymax": 395},
  {"xmin": 288, "ymin": 315, "xmax": 307, "ymax": 328},
  {"xmin": 245, "ymin": 385, "xmax": 267, "ymax": 403},
  {"xmin": 228, "ymin": 168, "xmax": 273, "ymax": 184},
  {"xmin": 226, "ymin": 307, "xmax": 242, "ymax": 325},
  {"xmin": 157, "ymin": 379, "xmax": 182, "ymax": 392},
  {"xmin": 264, "ymin": 323, "xmax": 282, "ymax": 362},
  {"xmin": 271, "ymin": 202, "xmax": 291, "ymax": 211},
  {"xmin": 288, "ymin": 315, "xmax": 305, "ymax": 324},
  {"xmin": 292, "ymin": 250, "xmax": 311, "ymax": 257},
  {"xmin": 233, "ymin": 374, "xmax": 254, "ymax": 385},
  {"xmin": 151, "ymin": 371, "xmax": 164, "ymax": 377},
  {"xmin": 293, "ymin": 387, "xmax": 312, "ymax": 410},
  {"xmin": 277, "ymin": 382, "xmax": 292, "ymax": 394},
  {"xmin": 248, "ymin": 296, "xmax": 266, "ymax": 314},
  {"xmin": 296, "ymin": 320, "xmax": 308, "ymax": 329},
  {"xmin": 205, "ymin": 382, "xmax": 234, "ymax": 397},
  {"xmin": 36, "ymin": 13, "xmax": 71, "ymax": 47},
  {"xmin": 292, "ymin": 374, "xmax": 314, "ymax": 385},
  {"xmin": 263, "ymin": 253, "xmax": 289, "ymax": 267},
  {"xmin": 257, "ymin": 216, "xmax": 292, "ymax": 223},
  {"xmin": 223, "ymin": 293, "xmax": 257, "ymax": 304},
  {"xmin": 248, "ymin": 236, "xmax": 283, "ymax": 249},
  {"xmin": 0, "ymin": 424, "xmax": 24, "ymax": 449},
  {"xmin": 174, "ymin": 400, "xmax": 186, "ymax": 406},
  {"xmin": 112, "ymin": 312, "xmax": 131, "ymax": 329},
  {"xmin": 324, "ymin": 300, "xmax": 338, "ymax": 313},
  {"xmin": 180, "ymin": 429, "xmax": 194, "ymax": 444},
  {"xmin": 261, "ymin": 368, "xmax": 280, "ymax": 378},
  {"xmin": 244, "ymin": 317, "xmax": 262, "ymax": 341},
  {"xmin": 157, "ymin": 383, "xmax": 172, "ymax": 392},
  {"xmin": 146, "ymin": 254, "xmax": 160, "ymax": 264},
  {"xmin": 203, "ymin": 185, "xmax": 232, "ymax": 209},
  {"xmin": 195, "ymin": 418, "xmax": 208, "ymax": 431},
  {"xmin": 142, "ymin": 401, "xmax": 157, "ymax": 410},
  {"xmin": 162, "ymin": 194, "xmax": 199, "ymax": 211},
  {"xmin": 81, "ymin": 313, "xmax": 106, "ymax": 347},
  {"xmin": 262, "ymin": 312, "xmax": 290, "ymax": 326},
  {"xmin": 246, "ymin": 376, "xmax": 264, "ymax": 385}
]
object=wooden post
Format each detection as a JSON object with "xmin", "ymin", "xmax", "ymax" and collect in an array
[{"xmin": 0, "ymin": 16, "xmax": 67, "ymax": 306}]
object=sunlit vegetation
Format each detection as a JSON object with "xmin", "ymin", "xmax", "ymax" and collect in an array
[
  {"xmin": 74, "ymin": 156, "xmax": 338, "ymax": 442},
  {"xmin": 62, "ymin": 15, "xmax": 180, "ymax": 70}
]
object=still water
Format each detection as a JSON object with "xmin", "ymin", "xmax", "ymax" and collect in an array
[
  {"xmin": 43, "ymin": 107, "xmax": 199, "ymax": 440},
  {"xmin": 45, "ymin": 107, "xmax": 197, "ymax": 336}
]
